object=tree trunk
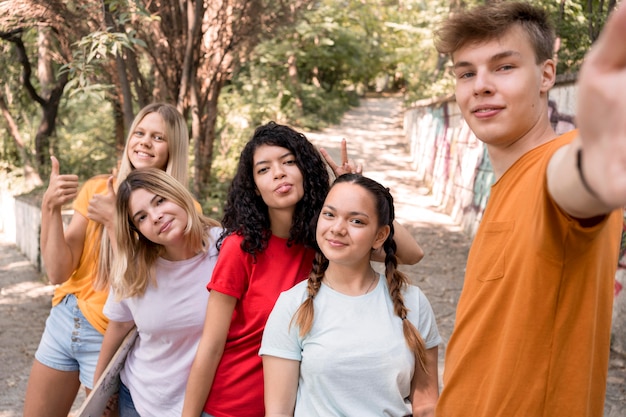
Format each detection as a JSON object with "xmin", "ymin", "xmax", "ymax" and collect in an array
[
  {"xmin": 103, "ymin": 2, "xmax": 135, "ymax": 129},
  {"xmin": 287, "ymin": 53, "xmax": 304, "ymax": 118},
  {"xmin": 0, "ymin": 92, "xmax": 42, "ymax": 186},
  {"xmin": 193, "ymin": 80, "xmax": 222, "ymax": 197}
]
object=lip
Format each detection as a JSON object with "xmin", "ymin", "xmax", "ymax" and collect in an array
[
  {"xmin": 274, "ymin": 182, "xmax": 292, "ymax": 194},
  {"xmin": 159, "ymin": 219, "xmax": 172, "ymax": 234},
  {"xmin": 326, "ymin": 238, "xmax": 347, "ymax": 248},
  {"xmin": 134, "ymin": 150, "xmax": 154, "ymax": 158},
  {"xmin": 470, "ymin": 104, "xmax": 504, "ymax": 119}
]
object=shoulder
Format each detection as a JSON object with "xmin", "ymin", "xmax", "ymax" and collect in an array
[
  {"xmin": 205, "ymin": 227, "xmax": 224, "ymax": 255},
  {"xmin": 401, "ymin": 283, "xmax": 432, "ymax": 310},
  {"xmin": 80, "ymin": 174, "xmax": 111, "ymax": 194},
  {"xmin": 544, "ymin": 129, "xmax": 577, "ymax": 156},
  {"xmin": 276, "ymin": 280, "xmax": 309, "ymax": 306},
  {"xmin": 73, "ymin": 175, "xmax": 111, "ymax": 211},
  {"xmin": 219, "ymin": 233, "xmax": 245, "ymax": 253}
]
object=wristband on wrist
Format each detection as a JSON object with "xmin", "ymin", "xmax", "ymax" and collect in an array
[{"xmin": 576, "ymin": 148, "xmax": 602, "ymax": 200}]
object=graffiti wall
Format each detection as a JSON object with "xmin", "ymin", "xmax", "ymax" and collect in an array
[{"xmin": 404, "ymin": 75, "xmax": 585, "ymax": 237}]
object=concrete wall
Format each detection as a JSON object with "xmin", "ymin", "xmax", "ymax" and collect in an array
[
  {"xmin": 403, "ymin": 74, "xmax": 626, "ymax": 355},
  {"xmin": 14, "ymin": 195, "xmax": 44, "ymax": 271},
  {"xmin": 0, "ymin": 191, "xmax": 16, "ymax": 243},
  {"xmin": 1, "ymin": 194, "xmax": 72, "ymax": 276}
]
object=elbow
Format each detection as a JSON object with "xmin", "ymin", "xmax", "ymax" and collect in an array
[
  {"xmin": 402, "ymin": 247, "xmax": 425, "ymax": 265},
  {"xmin": 46, "ymin": 275, "xmax": 69, "ymax": 286},
  {"xmin": 413, "ymin": 248, "xmax": 425, "ymax": 264},
  {"xmin": 44, "ymin": 268, "xmax": 72, "ymax": 285}
]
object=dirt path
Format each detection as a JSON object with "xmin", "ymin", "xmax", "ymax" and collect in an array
[
  {"xmin": 0, "ymin": 96, "xmax": 624, "ymax": 416},
  {"xmin": 304, "ymin": 95, "xmax": 470, "ymax": 381}
]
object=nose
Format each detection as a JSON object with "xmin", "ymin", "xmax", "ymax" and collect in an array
[
  {"xmin": 330, "ymin": 218, "xmax": 346, "ymax": 235},
  {"xmin": 473, "ymin": 70, "xmax": 493, "ymax": 96},
  {"xmin": 149, "ymin": 209, "xmax": 163, "ymax": 224},
  {"xmin": 273, "ymin": 163, "xmax": 286, "ymax": 179},
  {"xmin": 139, "ymin": 134, "xmax": 152, "ymax": 147}
]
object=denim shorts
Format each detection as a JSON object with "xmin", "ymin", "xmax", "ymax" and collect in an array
[
  {"xmin": 118, "ymin": 382, "xmax": 141, "ymax": 417},
  {"xmin": 35, "ymin": 293, "xmax": 103, "ymax": 389}
]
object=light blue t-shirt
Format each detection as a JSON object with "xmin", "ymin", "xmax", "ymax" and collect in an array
[{"xmin": 260, "ymin": 273, "xmax": 442, "ymax": 417}]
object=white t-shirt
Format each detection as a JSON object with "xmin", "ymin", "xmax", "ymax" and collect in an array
[
  {"xmin": 103, "ymin": 227, "xmax": 221, "ymax": 417},
  {"xmin": 260, "ymin": 273, "xmax": 442, "ymax": 417}
]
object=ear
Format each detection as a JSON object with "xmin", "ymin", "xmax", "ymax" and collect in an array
[
  {"xmin": 539, "ymin": 58, "xmax": 556, "ymax": 93},
  {"xmin": 372, "ymin": 225, "xmax": 390, "ymax": 250}
]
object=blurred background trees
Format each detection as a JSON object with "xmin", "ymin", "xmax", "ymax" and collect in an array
[{"xmin": 0, "ymin": 0, "xmax": 617, "ymax": 212}]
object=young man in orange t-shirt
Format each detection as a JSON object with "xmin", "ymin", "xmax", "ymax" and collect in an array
[{"xmin": 434, "ymin": 2, "xmax": 626, "ymax": 416}]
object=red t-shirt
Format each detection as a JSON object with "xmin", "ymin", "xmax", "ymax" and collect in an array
[{"xmin": 204, "ymin": 233, "xmax": 315, "ymax": 417}]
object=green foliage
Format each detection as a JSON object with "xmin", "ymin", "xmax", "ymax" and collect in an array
[
  {"xmin": 2, "ymin": 0, "xmax": 616, "ymax": 206},
  {"xmin": 544, "ymin": 0, "xmax": 610, "ymax": 75},
  {"xmin": 55, "ymin": 97, "xmax": 117, "ymax": 180},
  {"xmin": 406, "ymin": 0, "xmax": 616, "ymax": 102},
  {"xmin": 60, "ymin": 28, "xmax": 148, "ymax": 98}
]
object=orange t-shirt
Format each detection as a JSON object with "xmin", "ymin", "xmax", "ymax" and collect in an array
[
  {"xmin": 437, "ymin": 131, "xmax": 623, "ymax": 417},
  {"xmin": 51, "ymin": 175, "xmax": 111, "ymax": 334}
]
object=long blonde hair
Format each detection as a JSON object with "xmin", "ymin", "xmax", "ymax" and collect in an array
[
  {"xmin": 95, "ymin": 103, "xmax": 190, "ymax": 291},
  {"xmin": 111, "ymin": 168, "xmax": 220, "ymax": 299},
  {"xmin": 291, "ymin": 174, "xmax": 428, "ymax": 372}
]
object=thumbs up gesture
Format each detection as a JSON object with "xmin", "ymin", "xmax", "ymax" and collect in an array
[
  {"xmin": 42, "ymin": 156, "xmax": 79, "ymax": 211},
  {"xmin": 87, "ymin": 175, "xmax": 116, "ymax": 227}
]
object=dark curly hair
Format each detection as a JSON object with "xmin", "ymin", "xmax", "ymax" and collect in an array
[{"xmin": 218, "ymin": 122, "xmax": 331, "ymax": 257}]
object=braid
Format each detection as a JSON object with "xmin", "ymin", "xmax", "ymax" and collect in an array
[
  {"xmin": 291, "ymin": 252, "xmax": 327, "ymax": 336},
  {"xmin": 383, "ymin": 231, "xmax": 429, "ymax": 373}
]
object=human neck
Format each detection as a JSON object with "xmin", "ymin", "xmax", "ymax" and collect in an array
[
  {"xmin": 487, "ymin": 123, "xmax": 557, "ymax": 179},
  {"xmin": 324, "ymin": 264, "xmax": 378, "ymax": 296},
  {"xmin": 268, "ymin": 207, "xmax": 295, "ymax": 239},
  {"xmin": 162, "ymin": 242, "xmax": 197, "ymax": 261}
]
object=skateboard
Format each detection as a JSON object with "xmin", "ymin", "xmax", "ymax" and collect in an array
[{"xmin": 75, "ymin": 326, "xmax": 138, "ymax": 417}]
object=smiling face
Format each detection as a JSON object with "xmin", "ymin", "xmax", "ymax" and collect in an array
[
  {"xmin": 126, "ymin": 112, "xmax": 170, "ymax": 171},
  {"xmin": 252, "ymin": 144, "xmax": 305, "ymax": 214},
  {"xmin": 316, "ymin": 182, "xmax": 389, "ymax": 268},
  {"xmin": 452, "ymin": 24, "xmax": 555, "ymax": 150},
  {"xmin": 128, "ymin": 188, "xmax": 189, "ymax": 260}
]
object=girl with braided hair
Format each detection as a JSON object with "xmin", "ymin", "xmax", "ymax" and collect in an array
[{"xmin": 260, "ymin": 173, "xmax": 441, "ymax": 417}]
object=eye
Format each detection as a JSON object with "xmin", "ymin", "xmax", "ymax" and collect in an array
[
  {"xmin": 156, "ymin": 196, "xmax": 166, "ymax": 205},
  {"xmin": 321, "ymin": 210, "xmax": 334, "ymax": 218},
  {"xmin": 134, "ymin": 131, "xmax": 145, "ymax": 137},
  {"xmin": 256, "ymin": 166, "xmax": 269, "ymax": 175},
  {"xmin": 497, "ymin": 64, "xmax": 514, "ymax": 72},
  {"xmin": 135, "ymin": 213, "xmax": 147, "ymax": 224},
  {"xmin": 153, "ymin": 135, "xmax": 165, "ymax": 142},
  {"xmin": 457, "ymin": 71, "xmax": 475, "ymax": 80},
  {"xmin": 350, "ymin": 218, "xmax": 365, "ymax": 225},
  {"xmin": 284, "ymin": 159, "xmax": 296, "ymax": 166}
]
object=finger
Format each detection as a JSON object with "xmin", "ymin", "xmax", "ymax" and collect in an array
[
  {"xmin": 340, "ymin": 138, "xmax": 348, "ymax": 165},
  {"xmin": 586, "ymin": 5, "xmax": 626, "ymax": 70},
  {"xmin": 319, "ymin": 147, "xmax": 339, "ymax": 171},
  {"xmin": 106, "ymin": 175, "xmax": 116, "ymax": 195},
  {"xmin": 50, "ymin": 156, "xmax": 59, "ymax": 177}
]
